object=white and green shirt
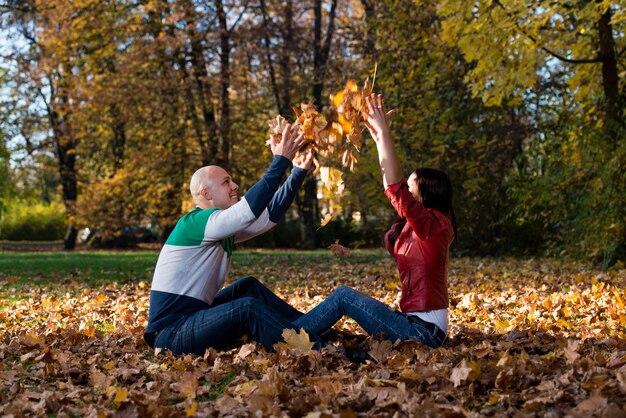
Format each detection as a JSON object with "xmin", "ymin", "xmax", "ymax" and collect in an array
[{"xmin": 146, "ymin": 156, "xmax": 307, "ymax": 334}]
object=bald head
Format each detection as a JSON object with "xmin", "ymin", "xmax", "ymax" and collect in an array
[
  {"xmin": 190, "ymin": 166, "xmax": 239, "ymax": 209},
  {"xmin": 190, "ymin": 166, "xmax": 221, "ymax": 198}
]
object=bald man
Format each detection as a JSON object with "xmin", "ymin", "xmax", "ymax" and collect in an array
[{"xmin": 144, "ymin": 125, "xmax": 319, "ymax": 354}]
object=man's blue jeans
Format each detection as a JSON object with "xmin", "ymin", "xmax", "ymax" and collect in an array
[
  {"xmin": 153, "ymin": 276, "xmax": 318, "ymax": 354},
  {"xmin": 294, "ymin": 286, "xmax": 445, "ymax": 348}
]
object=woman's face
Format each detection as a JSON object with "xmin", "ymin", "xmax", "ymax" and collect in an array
[{"xmin": 407, "ymin": 172, "xmax": 420, "ymax": 201}]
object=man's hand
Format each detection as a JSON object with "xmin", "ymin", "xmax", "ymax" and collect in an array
[
  {"xmin": 293, "ymin": 147, "xmax": 315, "ymax": 171},
  {"xmin": 269, "ymin": 123, "xmax": 306, "ymax": 160}
]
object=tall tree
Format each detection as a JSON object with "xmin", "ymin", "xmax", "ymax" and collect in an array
[
  {"xmin": 0, "ymin": 1, "xmax": 90, "ymax": 249},
  {"xmin": 294, "ymin": 0, "xmax": 337, "ymax": 249},
  {"xmin": 437, "ymin": 0, "xmax": 626, "ymax": 265}
]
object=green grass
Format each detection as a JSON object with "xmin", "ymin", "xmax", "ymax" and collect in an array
[
  {"xmin": 198, "ymin": 370, "xmax": 237, "ymax": 402},
  {"xmin": 232, "ymin": 248, "xmax": 385, "ymax": 265},
  {"xmin": 0, "ymin": 251, "xmax": 159, "ymax": 283},
  {"xmin": 0, "ymin": 248, "xmax": 387, "ymax": 287}
]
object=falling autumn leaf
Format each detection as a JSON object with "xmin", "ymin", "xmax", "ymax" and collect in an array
[
  {"xmin": 265, "ymin": 70, "xmax": 377, "ymax": 226},
  {"xmin": 320, "ymin": 214, "xmax": 333, "ymax": 228}
]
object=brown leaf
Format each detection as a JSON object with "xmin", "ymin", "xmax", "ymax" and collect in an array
[
  {"xmin": 573, "ymin": 392, "xmax": 607, "ymax": 415},
  {"xmin": 369, "ymin": 340, "xmax": 392, "ymax": 363},
  {"xmin": 236, "ymin": 343, "xmax": 255, "ymax": 360},
  {"xmin": 564, "ymin": 339, "xmax": 580, "ymax": 365},
  {"xmin": 280, "ymin": 328, "xmax": 315, "ymax": 351},
  {"xmin": 328, "ymin": 240, "xmax": 350, "ymax": 257},
  {"xmin": 450, "ymin": 362, "xmax": 472, "ymax": 387},
  {"xmin": 616, "ymin": 364, "xmax": 626, "ymax": 394},
  {"xmin": 175, "ymin": 372, "xmax": 198, "ymax": 400}
]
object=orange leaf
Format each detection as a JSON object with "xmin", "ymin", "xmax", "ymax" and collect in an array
[{"xmin": 320, "ymin": 214, "xmax": 333, "ymax": 227}]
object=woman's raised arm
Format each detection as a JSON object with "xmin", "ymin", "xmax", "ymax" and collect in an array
[{"xmin": 362, "ymin": 93, "xmax": 401, "ymax": 188}]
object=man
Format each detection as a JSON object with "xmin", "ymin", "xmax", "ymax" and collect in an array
[{"xmin": 144, "ymin": 124, "xmax": 317, "ymax": 354}]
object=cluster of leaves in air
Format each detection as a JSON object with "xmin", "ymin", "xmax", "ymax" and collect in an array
[
  {"xmin": 1, "ymin": 255, "xmax": 626, "ymax": 416},
  {"xmin": 268, "ymin": 77, "xmax": 374, "ymax": 226}
]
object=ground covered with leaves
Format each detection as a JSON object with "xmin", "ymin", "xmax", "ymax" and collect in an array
[{"xmin": 1, "ymin": 250, "xmax": 625, "ymax": 417}]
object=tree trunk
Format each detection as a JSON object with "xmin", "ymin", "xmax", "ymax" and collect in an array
[
  {"xmin": 359, "ymin": 0, "xmax": 377, "ymax": 61},
  {"xmin": 181, "ymin": 0, "xmax": 218, "ymax": 166},
  {"xmin": 278, "ymin": 0, "xmax": 294, "ymax": 116},
  {"xmin": 64, "ymin": 224, "xmax": 78, "ymax": 250},
  {"xmin": 597, "ymin": 7, "xmax": 622, "ymax": 144},
  {"xmin": 110, "ymin": 103, "xmax": 127, "ymax": 170},
  {"xmin": 46, "ymin": 79, "xmax": 78, "ymax": 251},
  {"xmin": 312, "ymin": 0, "xmax": 337, "ymax": 109},
  {"xmin": 259, "ymin": 0, "xmax": 283, "ymax": 112},
  {"xmin": 217, "ymin": 0, "xmax": 231, "ymax": 169},
  {"xmin": 295, "ymin": 0, "xmax": 337, "ymax": 249},
  {"xmin": 56, "ymin": 134, "xmax": 78, "ymax": 251}
]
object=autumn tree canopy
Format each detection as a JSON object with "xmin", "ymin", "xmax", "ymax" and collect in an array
[{"xmin": 0, "ymin": 0, "xmax": 624, "ymax": 265}]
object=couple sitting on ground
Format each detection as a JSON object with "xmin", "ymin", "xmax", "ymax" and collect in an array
[{"xmin": 144, "ymin": 93, "xmax": 457, "ymax": 359}]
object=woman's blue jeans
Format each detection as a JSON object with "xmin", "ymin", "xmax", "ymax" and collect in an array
[
  {"xmin": 153, "ymin": 276, "xmax": 319, "ymax": 354},
  {"xmin": 293, "ymin": 286, "xmax": 445, "ymax": 348}
]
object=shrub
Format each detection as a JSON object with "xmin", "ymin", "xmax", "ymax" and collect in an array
[{"xmin": 0, "ymin": 200, "xmax": 66, "ymax": 241}]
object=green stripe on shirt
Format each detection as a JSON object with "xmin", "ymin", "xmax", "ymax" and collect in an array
[{"xmin": 166, "ymin": 207, "xmax": 235, "ymax": 256}]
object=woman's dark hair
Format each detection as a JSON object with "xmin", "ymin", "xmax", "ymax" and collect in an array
[{"xmin": 387, "ymin": 167, "xmax": 458, "ymax": 246}]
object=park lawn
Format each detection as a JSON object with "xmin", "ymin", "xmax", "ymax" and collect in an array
[
  {"xmin": 0, "ymin": 248, "xmax": 384, "ymax": 284},
  {"xmin": 0, "ymin": 250, "xmax": 625, "ymax": 416}
]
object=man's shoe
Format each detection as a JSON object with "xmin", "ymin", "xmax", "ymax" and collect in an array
[{"xmin": 343, "ymin": 347, "xmax": 374, "ymax": 363}]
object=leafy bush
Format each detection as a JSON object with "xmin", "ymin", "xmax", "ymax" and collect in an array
[{"xmin": 0, "ymin": 200, "xmax": 66, "ymax": 241}]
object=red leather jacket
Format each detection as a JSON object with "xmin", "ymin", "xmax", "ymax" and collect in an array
[{"xmin": 384, "ymin": 180, "xmax": 453, "ymax": 312}]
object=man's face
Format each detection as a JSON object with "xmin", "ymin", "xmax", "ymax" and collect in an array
[{"xmin": 205, "ymin": 167, "xmax": 239, "ymax": 209}]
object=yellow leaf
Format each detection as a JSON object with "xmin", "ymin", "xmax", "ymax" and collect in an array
[
  {"xmin": 338, "ymin": 114, "xmax": 352, "ymax": 135},
  {"xmin": 281, "ymin": 328, "xmax": 315, "ymax": 351},
  {"xmin": 494, "ymin": 319, "xmax": 513, "ymax": 333},
  {"xmin": 319, "ymin": 166, "xmax": 343, "ymax": 193},
  {"xmin": 331, "ymin": 90, "xmax": 345, "ymax": 108},
  {"xmin": 384, "ymin": 281, "xmax": 399, "ymax": 290},
  {"xmin": 114, "ymin": 387, "xmax": 128, "ymax": 403},
  {"xmin": 561, "ymin": 306, "xmax": 574, "ymax": 318},
  {"xmin": 185, "ymin": 401, "xmax": 197, "ymax": 416},
  {"xmin": 21, "ymin": 333, "xmax": 43, "ymax": 346},
  {"xmin": 542, "ymin": 298, "xmax": 552, "ymax": 310}
]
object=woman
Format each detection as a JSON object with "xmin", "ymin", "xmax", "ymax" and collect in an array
[{"xmin": 294, "ymin": 93, "xmax": 457, "ymax": 349}]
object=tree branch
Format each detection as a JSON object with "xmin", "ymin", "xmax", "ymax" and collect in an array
[
  {"xmin": 491, "ymin": 0, "xmax": 601, "ymax": 65},
  {"xmin": 227, "ymin": 0, "xmax": 249, "ymax": 34}
]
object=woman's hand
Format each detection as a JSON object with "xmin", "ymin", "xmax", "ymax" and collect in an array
[
  {"xmin": 361, "ymin": 93, "xmax": 402, "ymax": 188},
  {"xmin": 362, "ymin": 93, "xmax": 395, "ymax": 143}
]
